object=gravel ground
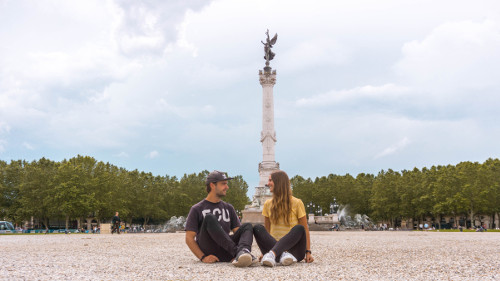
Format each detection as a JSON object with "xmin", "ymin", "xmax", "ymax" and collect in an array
[{"xmin": 1, "ymin": 231, "xmax": 499, "ymax": 280}]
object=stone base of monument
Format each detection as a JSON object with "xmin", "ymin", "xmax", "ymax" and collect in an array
[
  {"xmin": 308, "ymin": 223, "xmax": 333, "ymax": 231},
  {"xmin": 241, "ymin": 209, "xmax": 265, "ymax": 224},
  {"xmin": 100, "ymin": 223, "xmax": 111, "ymax": 234}
]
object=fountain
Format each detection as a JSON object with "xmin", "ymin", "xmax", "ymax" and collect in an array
[
  {"xmin": 337, "ymin": 205, "xmax": 373, "ymax": 229},
  {"xmin": 162, "ymin": 216, "xmax": 186, "ymax": 233}
]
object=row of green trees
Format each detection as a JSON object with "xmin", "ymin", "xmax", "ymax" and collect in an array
[
  {"xmin": 2, "ymin": 155, "xmax": 499, "ymax": 229},
  {"xmin": 292, "ymin": 158, "xmax": 500, "ymax": 227},
  {"xmin": 0, "ymin": 155, "xmax": 249, "ymax": 229}
]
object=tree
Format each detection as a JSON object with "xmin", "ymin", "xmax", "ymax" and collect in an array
[
  {"xmin": 290, "ymin": 175, "xmax": 313, "ymax": 205},
  {"xmin": 370, "ymin": 169, "xmax": 402, "ymax": 226},
  {"xmin": 52, "ymin": 158, "xmax": 96, "ymax": 229},
  {"xmin": 92, "ymin": 162, "xmax": 122, "ymax": 224},
  {"xmin": 174, "ymin": 171, "xmax": 208, "ymax": 216},
  {"xmin": 477, "ymin": 159, "xmax": 500, "ymax": 228},
  {"xmin": 456, "ymin": 161, "xmax": 489, "ymax": 227},
  {"xmin": 0, "ymin": 160, "xmax": 25, "ymax": 223},
  {"xmin": 352, "ymin": 173, "xmax": 374, "ymax": 216},
  {"xmin": 225, "ymin": 175, "xmax": 250, "ymax": 212},
  {"xmin": 132, "ymin": 173, "xmax": 168, "ymax": 228},
  {"xmin": 17, "ymin": 158, "xmax": 59, "ymax": 229}
]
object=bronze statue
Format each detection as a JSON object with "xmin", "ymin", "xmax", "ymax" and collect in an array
[{"xmin": 261, "ymin": 29, "xmax": 278, "ymax": 62}]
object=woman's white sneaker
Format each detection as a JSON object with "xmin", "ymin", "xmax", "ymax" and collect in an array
[
  {"xmin": 279, "ymin": 251, "xmax": 297, "ymax": 266},
  {"xmin": 262, "ymin": 251, "xmax": 276, "ymax": 267}
]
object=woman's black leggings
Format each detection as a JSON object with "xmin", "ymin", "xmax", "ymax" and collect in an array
[{"xmin": 253, "ymin": 224, "xmax": 306, "ymax": 262}]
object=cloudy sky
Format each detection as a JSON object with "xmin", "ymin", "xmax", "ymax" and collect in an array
[{"xmin": 1, "ymin": 0, "xmax": 499, "ymax": 198}]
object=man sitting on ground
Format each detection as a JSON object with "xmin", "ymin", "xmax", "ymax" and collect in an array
[{"xmin": 185, "ymin": 170, "xmax": 256, "ymax": 267}]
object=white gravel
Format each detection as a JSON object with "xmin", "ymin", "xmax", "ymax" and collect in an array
[{"xmin": 1, "ymin": 231, "xmax": 499, "ymax": 280}]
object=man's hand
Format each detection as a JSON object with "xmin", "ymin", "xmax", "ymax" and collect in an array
[
  {"xmin": 201, "ymin": 254, "xmax": 219, "ymax": 263},
  {"xmin": 305, "ymin": 252, "xmax": 314, "ymax": 263}
]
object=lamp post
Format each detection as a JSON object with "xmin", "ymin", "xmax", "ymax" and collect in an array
[
  {"xmin": 307, "ymin": 202, "xmax": 313, "ymax": 214},
  {"xmin": 332, "ymin": 198, "xmax": 339, "ymax": 214}
]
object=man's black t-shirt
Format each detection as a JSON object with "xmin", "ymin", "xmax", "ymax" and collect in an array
[{"xmin": 185, "ymin": 199, "xmax": 240, "ymax": 241}]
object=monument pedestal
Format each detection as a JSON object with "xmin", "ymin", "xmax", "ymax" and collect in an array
[
  {"xmin": 332, "ymin": 213, "xmax": 339, "ymax": 225},
  {"xmin": 308, "ymin": 213, "xmax": 315, "ymax": 224},
  {"xmin": 241, "ymin": 208, "xmax": 265, "ymax": 224}
]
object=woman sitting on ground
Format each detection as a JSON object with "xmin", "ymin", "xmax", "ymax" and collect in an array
[{"xmin": 254, "ymin": 170, "xmax": 314, "ymax": 267}]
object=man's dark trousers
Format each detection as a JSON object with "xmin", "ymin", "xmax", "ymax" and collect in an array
[{"xmin": 197, "ymin": 213, "xmax": 253, "ymax": 262}]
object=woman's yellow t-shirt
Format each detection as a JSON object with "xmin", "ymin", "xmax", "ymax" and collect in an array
[{"xmin": 262, "ymin": 196, "xmax": 306, "ymax": 240}]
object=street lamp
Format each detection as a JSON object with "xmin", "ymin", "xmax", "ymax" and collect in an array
[
  {"xmin": 307, "ymin": 202, "xmax": 318, "ymax": 215},
  {"xmin": 332, "ymin": 198, "xmax": 339, "ymax": 214}
]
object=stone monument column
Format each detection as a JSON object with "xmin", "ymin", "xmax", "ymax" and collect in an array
[
  {"xmin": 255, "ymin": 68, "xmax": 280, "ymax": 206},
  {"xmin": 242, "ymin": 30, "xmax": 279, "ymax": 224}
]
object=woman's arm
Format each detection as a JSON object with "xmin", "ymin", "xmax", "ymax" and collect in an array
[
  {"xmin": 298, "ymin": 216, "xmax": 314, "ymax": 263},
  {"xmin": 264, "ymin": 216, "xmax": 271, "ymax": 233}
]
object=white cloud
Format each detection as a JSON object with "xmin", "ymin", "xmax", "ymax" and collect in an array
[
  {"xmin": 281, "ymin": 37, "xmax": 350, "ymax": 71},
  {"xmin": 374, "ymin": 137, "xmax": 410, "ymax": 159},
  {"xmin": 22, "ymin": 142, "xmax": 35, "ymax": 150},
  {"xmin": 0, "ymin": 140, "xmax": 6, "ymax": 153},
  {"xmin": 0, "ymin": 121, "xmax": 10, "ymax": 134},
  {"xmin": 1, "ymin": 0, "xmax": 500, "ymax": 192},
  {"xmin": 296, "ymin": 84, "xmax": 409, "ymax": 108},
  {"xmin": 110, "ymin": 0, "xmax": 212, "ymax": 57},
  {"xmin": 115, "ymin": 152, "xmax": 130, "ymax": 158},
  {"xmin": 147, "ymin": 150, "xmax": 159, "ymax": 159},
  {"xmin": 395, "ymin": 19, "xmax": 500, "ymax": 95}
]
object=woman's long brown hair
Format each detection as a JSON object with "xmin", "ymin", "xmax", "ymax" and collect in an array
[{"xmin": 269, "ymin": 170, "xmax": 293, "ymax": 226}]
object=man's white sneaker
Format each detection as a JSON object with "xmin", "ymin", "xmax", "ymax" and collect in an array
[
  {"xmin": 279, "ymin": 251, "xmax": 297, "ymax": 266},
  {"xmin": 262, "ymin": 251, "xmax": 276, "ymax": 267},
  {"xmin": 232, "ymin": 249, "xmax": 253, "ymax": 267}
]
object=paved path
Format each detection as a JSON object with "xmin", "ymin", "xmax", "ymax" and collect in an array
[{"xmin": 1, "ymin": 231, "xmax": 499, "ymax": 280}]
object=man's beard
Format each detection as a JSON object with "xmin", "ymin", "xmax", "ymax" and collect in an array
[{"xmin": 216, "ymin": 190, "xmax": 226, "ymax": 198}]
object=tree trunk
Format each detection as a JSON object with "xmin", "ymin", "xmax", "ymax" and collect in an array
[
  {"xmin": 470, "ymin": 208, "xmax": 474, "ymax": 229},
  {"xmin": 497, "ymin": 212, "xmax": 500, "ymax": 229},
  {"xmin": 143, "ymin": 217, "xmax": 150, "ymax": 230},
  {"xmin": 44, "ymin": 217, "xmax": 49, "ymax": 231},
  {"xmin": 65, "ymin": 215, "xmax": 69, "ymax": 230}
]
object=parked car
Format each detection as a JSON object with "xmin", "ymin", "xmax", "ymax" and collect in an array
[{"xmin": 0, "ymin": 221, "xmax": 16, "ymax": 234}]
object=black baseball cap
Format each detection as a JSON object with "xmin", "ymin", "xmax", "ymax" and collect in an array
[{"xmin": 206, "ymin": 170, "xmax": 234, "ymax": 184}]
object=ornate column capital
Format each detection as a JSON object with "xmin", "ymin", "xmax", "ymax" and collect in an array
[{"xmin": 259, "ymin": 70, "xmax": 277, "ymax": 86}]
